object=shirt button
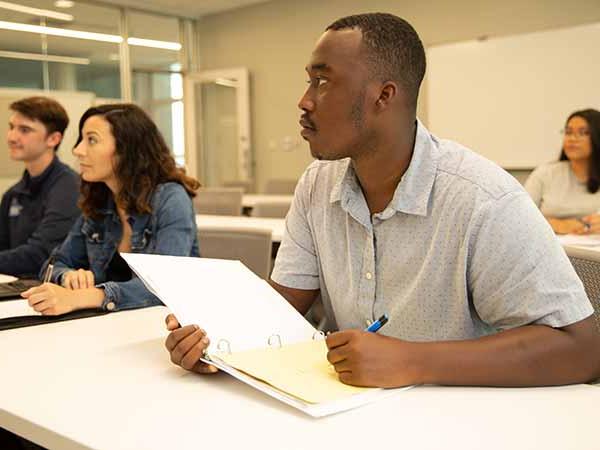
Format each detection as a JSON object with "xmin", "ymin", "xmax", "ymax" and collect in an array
[
  {"xmin": 365, "ymin": 272, "xmax": 372, "ymax": 280},
  {"xmin": 106, "ymin": 302, "xmax": 116, "ymax": 311}
]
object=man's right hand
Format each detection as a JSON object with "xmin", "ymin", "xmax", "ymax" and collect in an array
[{"xmin": 164, "ymin": 314, "xmax": 218, "ymax": 374}]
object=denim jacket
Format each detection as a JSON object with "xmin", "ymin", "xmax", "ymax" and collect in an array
[{"xmin": 42, "ymin": 182, "xmax": 199, "ymax": 311}]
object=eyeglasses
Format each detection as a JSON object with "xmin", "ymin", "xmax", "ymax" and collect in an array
[{"xmin": 561, "ymin": 129, "xmax": 591, "ymax": 139}]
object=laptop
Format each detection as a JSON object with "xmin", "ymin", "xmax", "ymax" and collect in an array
[{"xmin": 0, "ymin": 279, "xmax": 42, "ymax": 300}]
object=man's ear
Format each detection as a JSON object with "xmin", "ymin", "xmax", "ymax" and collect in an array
[
  {"xmin": 46, "ymin": 131, "xmax": 63, "ymax": 150},
  {"xmin": 376, "ymin": 81, "xmax": 399, "ymax": 109}
]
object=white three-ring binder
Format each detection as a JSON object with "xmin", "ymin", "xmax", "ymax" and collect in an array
[{"xmin": 122, "ymin": 253, "xmax": 410, "ymax": 417}]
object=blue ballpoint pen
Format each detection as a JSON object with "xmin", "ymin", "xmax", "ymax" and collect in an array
[{"xmin": 365, "ymin": 314, "xmax": 389, "ymax": 333}]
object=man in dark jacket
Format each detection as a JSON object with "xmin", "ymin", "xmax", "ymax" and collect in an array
[{"xmin": 0, "ymin": 96, "xmax": 80, "ymax": 278}]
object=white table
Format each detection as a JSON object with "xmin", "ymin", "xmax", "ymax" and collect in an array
[
  {"xmin": 196, "ymin": 214, "xmax": 285, "ymax": 242},
  {"xmin": 242, "ymin": 194, "xmax": 293, "ymax": 208},
  {"xmin": 558, "ymin": 234, "xmax": 600, "ymax": 253},
  {"xmin": 0, "ymin": 305, "xmax": 598, "ymax": 450}
]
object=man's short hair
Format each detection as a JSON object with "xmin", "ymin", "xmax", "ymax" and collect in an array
[
  {"xmin": 9, "ymin": 96, "xmax": 69, "ymax": 151},
  {"xmin": 326, "ymin": 13, "xmax": 426, "ymax": 107}
]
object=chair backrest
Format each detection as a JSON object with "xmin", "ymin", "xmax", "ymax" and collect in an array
[
  {"xmin": 251, "ymin": 200, "xmax": 291, "ymax": 218},
  {"xmin": 222, "ymin": 179, "xmax": 254, "ymax": 194},
  {"xmin": 263, "ymin": 178, "xmax": 297, "ymax": 195},
  {"xmin": 194, "ymin": 187, "xmax": 243, "ymax": 216},
  {"xmin": 197, "ymin": 226, "xmax": 272, "ymax": 279},
  {"xmin": 564, "ymin": 245, "xmax": 600, "ymax": 332}
]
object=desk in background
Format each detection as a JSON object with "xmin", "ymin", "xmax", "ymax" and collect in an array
[
  {"xmin": 196, "ymin": 214, "xmax": 285, "ymax": 243},
  {"xmin": 242, "ymin": 194, "xmax": 294, "ymax": 208},
  {"xmin": 0, "ymin": 305, "xmax": 598, "ymax": 450},
  {"xmin": 558, "ymin": 234, "xmax": 600, "ymax": 252}
]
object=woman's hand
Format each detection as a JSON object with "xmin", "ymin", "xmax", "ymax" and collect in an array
[
  {"xmin": 580, "ymin": 214, "xmax": 600, "ymax": 234},
  {"xmin": 21, "ymin": 283, "xmax": 105, "ymax": 315},
  {"xmin": 62, "ymin": 269, "xmax": 95, "ymax": 289},
  {"xmin": 548, "ymin": 218, "xmax": 586, "ymax": 235}
]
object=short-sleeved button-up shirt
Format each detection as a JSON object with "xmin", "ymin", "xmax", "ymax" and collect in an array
[{"xmin": 271, "ymin": 121, "xmax": 593, "ymax": 340}]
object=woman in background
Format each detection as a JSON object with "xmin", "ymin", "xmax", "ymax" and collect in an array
[
  {"xmin": 22, "ymin": 104, "xmax": 200, "ymax": 315},
  {"xmin": 525, "ymin": 108, "xmax": 600, "ymax": 234}
]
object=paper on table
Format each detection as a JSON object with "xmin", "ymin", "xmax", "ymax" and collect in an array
[
  {"xmin": 0, "ymin": 299, "xmax": 39, "ymax": 319},
  {"xmin": 0, "ymin": 274, "xmax": 18, "ymax": 284},
  {"xmin": 558, "ymin": 234, "xmax": 600, "ymax": 247},
  {"xmin": 215, "ymin": 339, "xmax": 374, "ymax": 403}
]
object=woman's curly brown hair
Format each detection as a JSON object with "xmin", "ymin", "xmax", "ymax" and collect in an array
[{"xmin": 76, "ymin": 103, "xmax": 199, "ymax": 219}]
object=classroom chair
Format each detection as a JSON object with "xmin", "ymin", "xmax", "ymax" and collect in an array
[
  {"xmin": 197, "ymin": 226, "xmax": 272, "ymax": 279},
  {"xmin": 250, "ymin": 199, "xmax": 291, "ymax": 218},
  {"xmin": 564, "ymin": 245, "xmax": 600, "ymax": 333},
  {"xmin": 194, "ymin": 187, "xmax": 243, "ymax": 216},
  {"xmin": 222, "ymin": 179, "xmax": 254, "ymax": 193},
  {"xmin": 263, "ymin": 178, "xmax": 297, "ymax": 195}
]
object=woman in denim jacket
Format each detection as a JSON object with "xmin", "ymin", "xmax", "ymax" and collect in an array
[{"xmin": 22, "ymin": 104, "xmax": 200, "ymax": 315}]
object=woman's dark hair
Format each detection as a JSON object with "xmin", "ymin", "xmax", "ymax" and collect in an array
[
  {"xmin": 76, "ymin": 103, "xmax": 200, "ymax": 219},
  {"xmin": 559, "ymin": 108, "xmax": 600, "ymax": 193}
]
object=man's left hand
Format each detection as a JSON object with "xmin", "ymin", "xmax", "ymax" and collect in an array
[{"xmin": 325, "ymin": 329, "xmax": 421, "ymax": 387}]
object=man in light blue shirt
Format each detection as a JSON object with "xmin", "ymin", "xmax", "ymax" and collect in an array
[{"xmin": 165, "ymin": 13, "xmax": 600, "ymax": 386}]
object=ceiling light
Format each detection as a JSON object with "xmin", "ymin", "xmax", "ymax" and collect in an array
[
  {"xmin": 0, "ymin": 21, "xmax": 181, "ymax": 51},
  {"xmin": 0, "ymin": 20, "xmax": 121, "ymax": 43},
  {"xmin": 54, "ymin": 0, "xmax": 75, "ymax": 8},
  {"xmin": 0, "ymin": 1, "xmax": 73, "ymax": 21},
  {"xmin": 0, "ymin": 50, "xmax": 89, "ymax": 65},
  {"xmin": 127, "ymin": 37, "xmax": 181, "ymax": 51}
]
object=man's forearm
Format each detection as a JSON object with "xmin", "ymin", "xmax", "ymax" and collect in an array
[
  {"xmin": 412, "ymin": 317, "xmax": 600, "ymax": 387},
  {"xmin": 268, "ymin": 279, "xmax": 319, "ymax": 315}
]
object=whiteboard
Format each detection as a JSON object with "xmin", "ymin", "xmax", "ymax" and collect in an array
[{"xmin": 426, "ymin": 22, "xmax": 600, "ymax": 169}]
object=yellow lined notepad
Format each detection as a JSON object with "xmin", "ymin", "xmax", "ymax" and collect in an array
[{"xmin": 215, "ymin": 339, "xmax": 374, "ymax": 404}]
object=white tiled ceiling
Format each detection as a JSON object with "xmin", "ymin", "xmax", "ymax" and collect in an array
[{"xmin": 96, "ymin": 0, "xmax": 273, "ymax": 18}]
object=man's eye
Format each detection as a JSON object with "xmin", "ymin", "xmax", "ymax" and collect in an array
[
  {"xmin": 315, "ymin": 77, "xmax": 328, "ymax": 87},
  {"xmin": 87, "ymin": 137, "xmax": 97, "ymax": 144},
  {"xmin": 307, "ymin": 77, "xmax": 327, "ymax": 88}
]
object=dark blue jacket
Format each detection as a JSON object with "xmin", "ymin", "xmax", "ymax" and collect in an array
[{"xmin": 0, "ymin": 156, "xmax": 80, "ymax": 277}]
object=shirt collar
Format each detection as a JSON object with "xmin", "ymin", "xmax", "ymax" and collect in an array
[
  {"xmin": 97, "ymin": 194, "xmax": 150, "ymax": 230},
  {"xmin": 13, "ymin": 155, "xmax": 60, "ymax": 195},
  {"xmin": 329, "ymin": 119, "xmax": 439, "ymax": 218}
]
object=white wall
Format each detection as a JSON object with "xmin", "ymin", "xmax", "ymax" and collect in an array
[{"xmin": 195, "ymin": 0, "xmax": 600, "ymax": 190}]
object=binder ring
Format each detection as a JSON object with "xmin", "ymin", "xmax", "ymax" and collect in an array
[
  {"xmin": 267, "ymin": 334, "xmax": 282, "ymax": 348},
  {"xmin": 312, "ymin": 331, "xmax": 326, "ymax": 340},
  {"xmin": 217, "ymin": 339, "xmax": 232, "ymax": 354}
]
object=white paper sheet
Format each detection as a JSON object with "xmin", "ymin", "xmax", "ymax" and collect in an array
[
  {"xmin": 0, "ymin": 274, "xmax": 18, "ymax": 283},
  {"xmin": 0, "ymin": 299, "xmax": 39, "ymax": 319},
  {"xmin": 558, "ymin": 234, "xmax": 600, "ymax": 247}
]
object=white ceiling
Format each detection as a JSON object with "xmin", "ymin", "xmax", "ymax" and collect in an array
[{"xmin": 94, "ymin": 0, "xmax": 273, "ymax": 18}]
